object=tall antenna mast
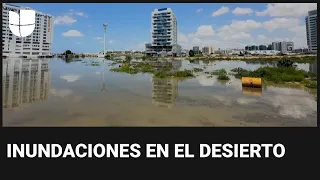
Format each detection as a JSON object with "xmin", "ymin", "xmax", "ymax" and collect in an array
[{"xmin": 103, "ymin": 23, "xmax": 108, "ymax": 55}]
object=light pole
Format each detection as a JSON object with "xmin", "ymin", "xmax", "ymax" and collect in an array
[
  {"xmin": 103, "ymin": 23, "xmax": 108, "ymax": 55},
  {"xmin": 101, "ymin": 60, "xmax": 106, "ymax": 92}
]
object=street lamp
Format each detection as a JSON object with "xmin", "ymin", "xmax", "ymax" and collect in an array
[{"xmin": 103, "ymin": 23, "xmax": 108, "ymax": 55}]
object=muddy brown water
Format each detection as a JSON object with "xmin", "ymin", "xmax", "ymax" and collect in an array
[{"xmin": 2, "ymin": 58, "xmax": 317, "ymax": 127}]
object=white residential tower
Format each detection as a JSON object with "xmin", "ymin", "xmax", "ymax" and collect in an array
[
  {"xmin": 305, "ymin": 9, "xmax": 317, "ymax": 52},
  {"xmin": 151, "ymin": 8, "xmax": 177, "ymax": 53},
  {"xmin": 2, "ymin": 3, "xmax": 54, "ymax": 58}
]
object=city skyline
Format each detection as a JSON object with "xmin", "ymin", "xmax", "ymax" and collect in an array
[{"xmin": 6, "ymin": 3, "xmax": 317, "ymax": 53}]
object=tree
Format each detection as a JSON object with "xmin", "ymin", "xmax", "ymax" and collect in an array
[
  {"xmin": 277, "ymin": 59, "xmax": 294, "ymax": 68},
  {"xmin": 64, "ymin": 50, "xmax": 72, "ymax": 55},
  {"xmin": 189, "ymin": 50, "xmax": 195, "ymax": 57}
]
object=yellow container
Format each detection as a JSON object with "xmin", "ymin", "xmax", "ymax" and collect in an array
[
  {"xmin": 242, "ymin": 87, "xmax": 262, "ymax": 97},
  {"xmin": 242, "ymin": 77, "xmax": 262, "ymax": 88}
]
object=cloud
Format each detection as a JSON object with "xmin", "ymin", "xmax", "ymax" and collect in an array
[
  {"xmin": 196, "ymin": 8, "xmax": 203, "ymax": 13},
  {"xmin": 196, "ymin": 74, "xmax": 216, "ymax": 86},
  {"xmin": 54, "ymin": 10, "xmax": 88, "ymax": 25},
  {"xmin": 289, "ymin": 25, "xmax": 306, "ymax": 34},
  {"xmin": 195, "ymin": 25, "xmax": 215, "ymax": 37},
  {"xmin": 94, "ymin": 37, "xmax": 102, "ymax": 40},
  {"xmin": 75, "ymin": 12, "xmax": 88, "ymax": 18},
  {"xmin": 108, "ymin": 40, "xmax": 114, "ymax": 44},
  {"xmin": 262, "ymin": 18, "xmax": 300, "ymax": 32},
  {"xmin": 130, "ymin": 42, "xmax": 148, "ymax": 51},
  {"xmin": 255, "ymin": 35, "xmax": 269, "ymax": 44},
  {"xmin": 60, "ymin": 75, "xmax": 81, "ymax": 82},
  {"xmin": 223, "ymin": 32, "xmax": 253, "ymax": 41},
  {"xmin": 257, "ymin": 34, "xmax": 267, "ymax": 41},
  {"xmin": 50, "ymin": 88, "xmax": 73, "ymax": 98},
  {"xmin": 178, "ymin": 32, "xmax": 189, "ymax": 44},
  {"xmin": 88, "ymin": 25, "xmax": 92, "ymax": 27},
  {"xmin": 219, "ymin": 20, "xmax": 262, "ymax": 33},
  {"xmin": 263, "ymin": 87, "xmax": 317, "ymax": 119},
  {"xmin": 212, "ymin": 6, "xmax": 229, "ymax": 17},
  {"xmin": 178, "ymin": 15, "xmax": 308, "ymax": 49},
  {"xmin": 232, "ymin": 7, "xmax": 253, "ymax": 15},
  {"xmin": 217, "ymin": 20, "xmax": 261, "ymax": 41},
  {"xmin": 256, "ymin": 3, "xmax": 317, "ymax": 17},
  {"xmin": 62, "ymin": 30, "xmax": 84, "ymax": 37},
  {"xmin": 66, "ymin": 10, "xmax": 88, "ymax": 18},
  {"xmin": 236, "ymin": 98, "xmax": 258, "ymax": 105},
  {"xmin": 54, "ymin": 15, "xmax": 77, "ymax": 25}
]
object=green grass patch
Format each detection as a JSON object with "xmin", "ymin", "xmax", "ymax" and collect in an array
[
  {"xmin": 110, "ymin": 61, "xmax": 195, "ymax": 78},
  {"xmin": 154, "ymin": 69, "xmax": 194, "ymax": 78},
  {"xmin": 91, "ymin": 63, "xmax": 100, "ymax": 66},
  {"xmin": 231, "ymin": 66, "xmax": 317, "ymax": 88},
  {"xmin": 186, "ymin": 55, "xmax": 316, "ymax": 63},
  {"xmin": 217, "ymin": 74, "xmax": 230, "ymax": 80},
  {"xmin": 193, "ymin": 68, "xmax": 204, "ymax": 72},
  {"xmin": 210, "ymin": 69, "xmax": 227, "ymax": 76},
  {"xmin": 302, "ymin": 80, "xmax": 317, "ymax": 89}
]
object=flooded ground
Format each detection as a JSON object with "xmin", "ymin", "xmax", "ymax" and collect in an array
[{"xmin": 2, "ymin": 58, "xmax": 317, "ymax": 127}]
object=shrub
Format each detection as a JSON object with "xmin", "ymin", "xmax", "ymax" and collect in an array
[
  {"xmin": 211, "ymin": 69, "xmax": 227, "ymax": 76},
  {"xmin": 217, "ymin": 74, "xmax": 230, "ymax": 80},
  {"xmin": 305, "ymin": 81, "xmax": 317, "ymax": 88},
  {"xmin": 232, "ymin": 66, "xmax": 313, "ymax": 84},
  {"xmin": 104, "ymin": 54, "xmax": 111, "ymax": 59},
  {"xmin": 193, "ymin": 68, "xmax": 204, "ymax": 72}
]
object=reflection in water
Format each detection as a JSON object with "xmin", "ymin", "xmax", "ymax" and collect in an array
[
  {"xmin": 152, "ymin": 77, "xmax": 179, "ymax": 108},
  {"xmin": 2, "ymin": 59, "xmax": 51, "ymax": 108},
  {"xmin": 172, "ymin": 60, "xmax": 183, "ymax": 71},
  {"xmin": 242, "ymin": 87, "xmax": 262, "ymax": 97},
  {"xmin": 101, "ymin": 60, "xmax": 107, "ymax": 92},
  {"xmin": 309, "ymin": 61, "xmax": 317, "ymax": 75},
  {"xmin": 150, "ymin": 60, "xmax": 181, "ymax": 108},
  {"xmin": 2, "ymin": 58, "xmax": 316, "ymax": 127}
]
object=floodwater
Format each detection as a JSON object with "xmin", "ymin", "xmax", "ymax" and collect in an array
[{"xmin": 2, "ymin": 58, "xmax": 317, "ymax": 127}]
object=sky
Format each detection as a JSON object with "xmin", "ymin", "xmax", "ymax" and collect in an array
[{"xmin": 11, "ymin": 3, "xmax": 318, "ymax": 53}]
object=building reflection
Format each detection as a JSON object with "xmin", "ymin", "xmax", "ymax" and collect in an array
[
  {"xmin": 151, "ymin": 60, "xmax": 181, "ymax": 108},
  {"xmin": 2, "ymin": 59, "xmax": 51, "ymax": 108},
  {"xmin": 152, "ymin": 77, "xmax": 179, "ymax": 108},
  {"xmin": 309, "ymin": 61, "xmax": 317, "ymax": 75}
]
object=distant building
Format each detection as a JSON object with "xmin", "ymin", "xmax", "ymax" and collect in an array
[
  {"xmin": 306, "ymin": 9, "xmax": 317, "ymax": 52},
  {"xmin": 281, "ymin": 41, "xmax": 294, "ymax": 53},
  {"xmin": 215, "ymin": 49, "xmax": 231, "ymax": 54},
  {"xmin": 202, "ymin": 46, "xmax": 215, "ymax": 55},
  {"xmin": 145, "ymin": 43, "xmax": 156, "ymax": 56},
  {"xmin": 272, "ymin": 42, "xmax": 281, "ymax": 51},
  {"xmin": 249, "ymin": 45, "xmax": 258, "ymax": 51},
  {"xmin": 293, "ymin": 48, "xmax": 309, "ymax": 54},
  {"xmin": 210, "ymin": 46, "xmax": 215, "ymax": 54},
  {"xmin": 259, "ymin": 45, "xmax": 267, "ymax": 50},
  {"xmin": 193, "ymin": 46, "xmax": 200, "ymax": 54},
  {"xmin": 247, "ymin": 50, "xmax": 280, "ymax": 56},
  {"xmin": 202, "ymin": 47, "xmax": 210, "ymax": 55},
  {"xmin": 271, "ymin": 41, "xmax": 294, "ymax": 53},
  {"xmin": 267, "ymin": 44, "xmax": 272, "ymax": 50},
  {"xmin": 172, "ymin": 44, "xmax": 182, "ymax": 56}
]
